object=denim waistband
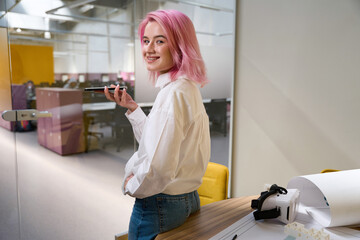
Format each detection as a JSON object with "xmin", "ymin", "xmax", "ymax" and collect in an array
[{"xmin": 136, "ymin": 190, "xmax": 198, "ymax": 202}]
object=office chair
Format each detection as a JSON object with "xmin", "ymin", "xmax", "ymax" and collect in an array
[
  {"xmin": 115, "ymin": 232, "xmax": 128, "ymax": 240},
  {"xmin": 198, "ymin": 162, "xmax": 229, "ymax": 206},
  {"xmin": 321, "ymin": 169, "xmax": 340, "ymax": 173},
  {"xmin": 104, "ymin": 105, "xmax": 133, "ymax": 152},
  {"xmin": 204, "ymin": 99, "xmax": 228, "ymax": 136},
  {"xmin": 83, "ymin": 112, "xmax": 104, "ymax": 152}
]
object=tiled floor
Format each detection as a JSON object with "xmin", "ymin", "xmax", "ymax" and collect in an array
[{"xmin": 0, "ymin": 126, "xmax": 229, "ymax": 240}]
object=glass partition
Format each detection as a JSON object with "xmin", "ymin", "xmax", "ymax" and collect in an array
[
  {"xmin": 0, "ymin": 2, "xmax": 21, "ymax": 239},
  {"xmin": 5, "ymin": 0, "xmax": 235, "ymax": 163},
  {"xmin": 0, "ymin": 0, "xmax": 236, "ymax": 239}
]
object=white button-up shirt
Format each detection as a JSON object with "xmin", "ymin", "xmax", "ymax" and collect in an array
[{"xmin": 123, "ymin": 73, "xmax": 211, "ymax": 199}]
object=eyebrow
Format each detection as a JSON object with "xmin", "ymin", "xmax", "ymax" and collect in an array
[{"xmin": 143, "ymin": 35, "xmax": 167, "ymax": 39}]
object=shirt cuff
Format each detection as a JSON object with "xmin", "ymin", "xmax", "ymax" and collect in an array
[
  {"xmin": 123, "ymin": 174, "xmax": 137, "ymax": 196},
  {"xmin": 122, "ymin": 153, "xmax": 137, "ymax": 195},
  {"xmin": 125, "ymin": 106, "xmax": 146, "ymax": 125},
  {"xmin": 121, "ymin": 180, "xmax": 127, "ymax": 195}
]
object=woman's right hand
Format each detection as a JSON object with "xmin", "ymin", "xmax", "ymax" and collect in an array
[
  {"xmin": 104, "ymin": 84, "xmax": 138, "ymax": 113},
  {"xmin": 124, "ymin": 173, "xmax": 134, "ymax": 190}
]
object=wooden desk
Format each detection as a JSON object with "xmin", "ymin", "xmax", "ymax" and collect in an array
[
  {"xmin": 156, "ymin": 196, "xmax": 256, "ymax": 240},
  {"xmin": 156, "ymin": 196, "xmax": 360, "ymax": 240}
]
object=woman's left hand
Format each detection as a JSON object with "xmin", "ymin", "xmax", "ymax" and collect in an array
[{"xmin": 104, "ymin": 85, "xmax": 138, "ymax": 112}]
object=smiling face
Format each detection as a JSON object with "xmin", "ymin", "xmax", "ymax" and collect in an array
[{"xmin": 142, "ymin": 21, "xmax": 174, "ymax": 74}]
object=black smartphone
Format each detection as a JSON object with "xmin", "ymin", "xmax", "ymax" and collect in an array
[{"xmin": 84, "ymin": 86, "xmax": 127, "ymax": 92}]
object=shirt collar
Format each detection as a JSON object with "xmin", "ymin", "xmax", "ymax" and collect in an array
[{"xmin": 155, "ymin": 73, "xmax": 172, "ymax": 89}]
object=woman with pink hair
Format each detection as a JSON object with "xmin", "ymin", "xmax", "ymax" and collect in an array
[{"xmin": 105, "ymin": 9, "xmax": 210, "ymax": 239}]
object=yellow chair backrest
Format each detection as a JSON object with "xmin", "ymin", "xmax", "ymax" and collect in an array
[
  {"xmin": 115, "ymin": 232, "xmax": 128, "ymax": 240},
  {"xmin": 321, "ymin": 169, "xmax": 340, "ymax": 173},
  {"xmin": 198, "ymin": 162, "xmax": 229, "ymax": 206}
]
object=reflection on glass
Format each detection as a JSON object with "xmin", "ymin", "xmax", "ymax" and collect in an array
[
  {"xmin": 6, "ymin": 0, "xmax": 235, "ymax": 162},
  {"xmin": 2, "ymin": 1, "xmax": 236, "ymax": 239}
]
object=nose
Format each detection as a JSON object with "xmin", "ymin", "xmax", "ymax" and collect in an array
[{"xmin": 145, "ymin": 41, "xmax": 155, "ymax": 53}]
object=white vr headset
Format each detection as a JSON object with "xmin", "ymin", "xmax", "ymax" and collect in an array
[{"xmin": 251, "ymin": 184, "xmax": 300, "ymax": 224}]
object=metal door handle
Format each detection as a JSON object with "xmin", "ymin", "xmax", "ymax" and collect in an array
[
  {"xmin": 2, "ymin": 110, "xmax": 52, "ymax": 121},
  {"xmin": 33, "ymin": 111, "xmax": 52, "ymax": 119}
]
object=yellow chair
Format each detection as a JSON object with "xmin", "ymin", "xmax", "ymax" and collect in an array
[
  {"xmin": 115, "ymin": 232, "xmax": 128, "ymax": 240},
  {"xmin": 198, "ymin": 162, "xmax": 229, "ymax": 206},
  {"xmin": 321, "ymin": 169, "xmax": 340, "ymax": 173}
]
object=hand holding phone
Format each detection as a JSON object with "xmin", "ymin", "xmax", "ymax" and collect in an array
[{"xmin": 103, "ymin": 85, "xmax": 138, "ymax": 112}]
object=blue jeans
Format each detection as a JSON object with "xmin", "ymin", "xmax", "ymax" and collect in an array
[{"xmin": 128, "ymin": 190, "xmax": 200, "ymax": 240}]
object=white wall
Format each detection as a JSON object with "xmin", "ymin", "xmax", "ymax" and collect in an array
[{"xmin": 232, "ymin": 0, "xmax": 360, "ymax": 196}]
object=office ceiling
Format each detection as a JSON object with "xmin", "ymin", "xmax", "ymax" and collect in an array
[
  {"xmin": 4, "ymin": 0, "xmax": 234, "ymax": 44},
  {"xmin": 3, "ymin": 0, "xmax": 134, "ymax": 44}
]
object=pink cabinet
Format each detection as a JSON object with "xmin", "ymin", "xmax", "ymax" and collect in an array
[{"xmin": 36, "ymin": 88, "xmax": 85, "ymax": 155}]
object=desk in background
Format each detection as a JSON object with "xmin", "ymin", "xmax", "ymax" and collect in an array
[
  {"xmin": 82, "ymin": 102, "xmax": 116, "ymax": 112},
  {"xmin": 81, "ymin": 98, "xmax": 231, "ymax": 152}
]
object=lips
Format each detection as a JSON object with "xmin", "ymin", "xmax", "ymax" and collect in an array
[{"xmin": 146, "ymin": 56, "xmax": 160, "ymax": 63}]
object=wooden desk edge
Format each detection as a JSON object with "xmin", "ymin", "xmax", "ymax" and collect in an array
[{"xmin": 156, "ymin": 196, "xmax": 257, "ymax": 240}]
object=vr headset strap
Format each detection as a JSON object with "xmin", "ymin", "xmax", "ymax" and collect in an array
[
  {"xmin": 251, "ymin": 184, "xmax": 287, "ymax": 221},
  {"xmin": 253, "ymin": 207, "xmax": 281, "ymax": 220}
]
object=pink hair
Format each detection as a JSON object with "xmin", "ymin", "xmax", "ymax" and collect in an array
[{"xmin": 138, "ymin": 9, "xmax": 208, "ymax": 87}]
